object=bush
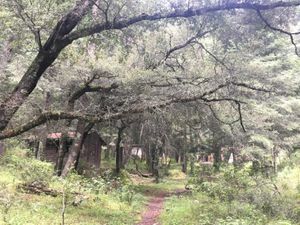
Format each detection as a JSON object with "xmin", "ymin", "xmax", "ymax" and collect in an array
[
  {"xmin": 161, "ymin": 193, "xmax": 268, "ymax": 225},
  {"xmin": 190, "ymin": 166, "xmax": 299, "ymax": 223},
  {"xmin": 117, "ymin": 184, "xmax": 134, "ymax": 205}
]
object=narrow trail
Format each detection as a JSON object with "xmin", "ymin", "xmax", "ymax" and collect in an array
[
  {"xmin": 137, "ymin": 192, "xmax": 167, "ymax": 225},
  {"xmin": 131, "ymin": 174, "xmax": 188, "ymax": 225},
  {"xmin": 137, "ymin": 189, "xmax": 190, "ymax": 225}
]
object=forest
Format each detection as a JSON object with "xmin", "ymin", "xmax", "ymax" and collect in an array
[{"xmin": 0, "ymin": 0, "xmax": 300, "ymax": 224}]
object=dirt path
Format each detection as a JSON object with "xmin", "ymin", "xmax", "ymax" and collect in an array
[
  {"xmin": 137, "ymin": 190, "xmax": 190, "ymax": 225},
  {"xmin": 137, "ymin": 192, "xmax": 167, "ymax": 225}
]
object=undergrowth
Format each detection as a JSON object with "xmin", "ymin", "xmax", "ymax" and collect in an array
[
  {"xmin": 0, "ymin": 148, "xmax": 146, "ymax": 225},
  {"xmin": 161, "ymin": 163, "xmax": 300, "ymax": 225}
]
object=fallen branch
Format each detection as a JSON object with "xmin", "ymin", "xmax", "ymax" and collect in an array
[
  {"xmin": 18, "ymin": 181, "xmax": 58, "ymax": 197},
  {"xmin": 132, "ymin": 156, "xmax": 153, "ymax": 178}
]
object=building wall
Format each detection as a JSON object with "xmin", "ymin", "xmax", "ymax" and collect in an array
[
  {"xmin": 43, "ymin": 132, "xmax": 104, "ymax": 169},
  {"xmin": 81, "ymin": 132, "xmax": 102, "ymax": 168},
  {"xmin": 44, "ymin": 140, "xmax": 60, "ymax": 163}
]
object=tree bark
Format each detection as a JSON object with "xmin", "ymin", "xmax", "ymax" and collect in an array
[
  {"xmin": 104, "ymin": 147, "xmax": 110, "ymax": 160},
  {"xmin": 74, "ymin": 124, "xmax": 94, "ymax": 171},
  {"xmin": 181, "ymin": 152, "xmax": 187, "ymax": 173},
  {"xmin": 38, "ymin": 92, "xmax": 52, "ymax": 161},
  {"xmin": 33, "ymin": 140, "xmax": 40, "ymax": 159},
  {"xmin": 0, "ymin": 0, "xmax": 92, "ymax": 132},
  {"xmin": 0, "ymin": 0, "xmax": 298, "ymax": 136},
  {"xmin": 272, "ymin": 146, "xmax": 278, "ymax": 174},
  {"xmin": 213, "ymin": 145, "xmax": 222, "ymax": 171},
  {"xmin": 61, "ymin": 120, "xmax": 86, "ymax": 177},
  {"xmin": 55, "ymin": 135, "xmax": 68, "ymax": 176},
  {"xmin": 55, "ymin": 86, "xmax": 92, "ymax": 175},
  {"xmin": 116, "ymin": 126, "xmax": 125, "ymax": 174},
  {"xmin": 181, "ymin": 125, "xmax": 188, "ymax": 173},
  {"xmin": 151, "ymin": 145, "xmax": 159, "ymax": 183},
  {"xmin": 146, "ymin": 143, "xmax": 152, "ymax": 172},
  {"xmin": 61, "ymin": 121, "xmax": 94, "ymax": 177}
]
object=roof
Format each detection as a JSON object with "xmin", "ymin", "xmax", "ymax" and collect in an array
[
  {"xmin": 86, "ymin": 131, "xmax": 107, "ymax": 146},
  {"xmin": 47, "ymin": 131, "xmax": 107, "ymax": 145},
  {"xmin": 47, "ymin": 132, "xmax": 76, "ymax": 139}
]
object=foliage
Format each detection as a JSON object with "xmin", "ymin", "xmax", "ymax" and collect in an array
[
  {"xmin": 0, "ymin": 0, "xmax": 300, "ymax": 223},
  {"xmin": 0, "ymin": 149, "xmax": 147, "ymax": 225},
  {"xmin": 0, "ymin": 148, "xmax": 53, "ymax": 184},
  {"xmin": 188, "ymin": 166, "xmax": 300, "ymax": 223},
  {"xmin": 161, "ymin": 193, "xmax": 269, "ymax": 225}
]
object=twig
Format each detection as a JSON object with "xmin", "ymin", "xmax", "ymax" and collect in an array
[{"xmin": 256, "ymin": 9, "xmax": 300, "ymax": 56}]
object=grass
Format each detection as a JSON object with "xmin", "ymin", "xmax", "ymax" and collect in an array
[
  {"xmin": 0, "ymin": 148, "xmax": 193, "ymax": 225},
  {"xmin": 6, "ymin": 147, "xmax": 299, "ymax": 225},
  {"xmin": 277, "ymin": 166, "xmax": 300, "ymax": 198},
  {"xmin": 131, "ymin": 163, "xmax": 187, "ymax": 195},
  {"xmin": 0, "ymin": 148, "xmax": 147, "ymax": 225},
  {"xmin": 160, "ymin": 192, "xmax": 297, "ymax": 225},
  {"xmin": 159, "ymin": 163, "xmax": 300, "ymax": 225},
  {"xmin": 4, "ymin": 195, "xmax": 142, "ymax": 225},
  {"xmin": 133, "ymin": 178, "xmax": 186, "ymax": 196}
]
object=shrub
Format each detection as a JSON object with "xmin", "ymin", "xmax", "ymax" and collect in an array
[{"xmin": 190, "ymin": 166, "xmax": 299, "ymax": 223}]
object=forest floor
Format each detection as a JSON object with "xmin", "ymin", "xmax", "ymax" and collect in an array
[
  {"xmin": 130, "ymin": 171, "xmax": 188, "ymax": 225},
  {"xmin": 0, "ymin": 148, "xmax": 190, "ymax": 225},
  {"xmin": 137, "ymin": 188, "xmax": 190, "ymax": 225},
  {"xmin": 1, "ymin": 148, "xmax": 299, "ymax": 224},
  {"xmin": 137, "ymin": 191, "xmax": 166, "ymax": 225}
]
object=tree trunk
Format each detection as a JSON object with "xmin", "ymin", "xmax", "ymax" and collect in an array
[
  {"xmin": 213, "ymin": 146, "xmax": 222, "ymax": 171},
  {"xmin": 122, "ymin": 144, "xmax": 130, "ymax": 168},
  {"xmin": 55, "ymin": 135, "xmax": 68, "ymax": 176},
  {"xmin": 38, "ymin": 92, "xmax": 52, "ymax": 161},
  {"xmin": 0, "ymin": 1, "xmax": 92, "ymax": 132},
  {"xmin": 54, "ymin": 99, "xmax": 80, "ymax": 174},
  {"xmin": 151, "ymin": 145, "xmax": 159, "ymax": 183},
  {"xmin": 175, "ymin": 151, "xmax": 180, "ymax": 163},
  {"xmin": 116, "ymin": 126, "xmax": 125, "ymax": 174},
  {"xmin": 33, "ymin": 141, "xmax": 40, "ymax": 159},
  {"xmin": 146, "ymin": 143, "xmax": 152, "ymax": 172},
  {"xmin": 272, "ymin": 146, "xmax": 278, "ymax": 175},
  {"xmin": 181, "ymin": 125, "xmax": 188, "ymax": 173},
  {"xmin": 74, "ymin": 125, "xmax": 94, "ymax": 171},
  {"xmin": 0, "ymin": 36, "xmax": 14, "ymax": 75},
  {"xmin": 181, "ymin": 152, "xmax": 187, "ymax": 173},
  {"xmin": 61, "ymin": 120, "xmax": 86, "ymax": 177},
  {"xmin": 189, "ymin": 154, "xmax": 196, "ymax": 175},
  {"xmin": 104, "ymin": 147, "xmax": 110, "ymax": 160},
  {"xmin": 36, "ymin": 141, "xmax": 44, "ymax": 160}
]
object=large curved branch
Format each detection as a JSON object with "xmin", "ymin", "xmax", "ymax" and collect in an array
[
  {"xmin": 164, "ymin": 30, "xmax": 213, "ymax": 60},
  {"xmin": 1, "ymin": 0, "xmax": 298, "ymax": 133},
  {"xmin": 207, "ymin": 104, "xmax": 240, "ymax": 126},
  {"xmin": 204, "ymin": 98, "xmax": 246, "ymax": 132},
  {"xmin": 8, "ymin": 83, "xmax": 245, "ymax": 136},
  {"xmin": 0, "ymin": 0, "xmax": 93, "ymax": 131},
  {"xmin": 229, "ymin": 81, "xmax": 272, "ymax": 93},
  {"xmin": 0, "ymin": 112, "xmax": 81, "ymax": 140},
  {"xmin": 69, "ymin": 82, "xmax": 119, "ymax": 104},
  {"xmin": 1, "ymin": 0, "xmax": 297, "ymax": 136},
  {"xmin": 0, "ymin": 80, "xmax": 260, "ymax": 140},
  {"xmin": 66, "ymin": 1, "xmax": 300, "ymax": 42}
]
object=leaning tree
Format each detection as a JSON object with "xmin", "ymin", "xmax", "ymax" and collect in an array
[{"xmin": 0, "ymin": 0, "xmax": 300, "ymax": 139}]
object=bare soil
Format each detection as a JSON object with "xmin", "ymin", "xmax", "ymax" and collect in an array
[
  {"xmin": 137, "ymin": 189, "xmax": 190, "ymax": 225},
  {"xmin": 137, "ymin": 192, "xmax": 166, "ymax": 225}
]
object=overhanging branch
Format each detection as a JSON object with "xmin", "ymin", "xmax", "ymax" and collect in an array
[
  {"xmin": 66, "ymin": 1, "xmax": 300, "ymax": 42},
  {"xmin": 256, "ymin": 9, "xmax": 300, "ymax": 56}
]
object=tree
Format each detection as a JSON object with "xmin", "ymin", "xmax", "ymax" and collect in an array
[{"xmin": 0, "ymin": 0, "xmax": 300, "ymax": 140}]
